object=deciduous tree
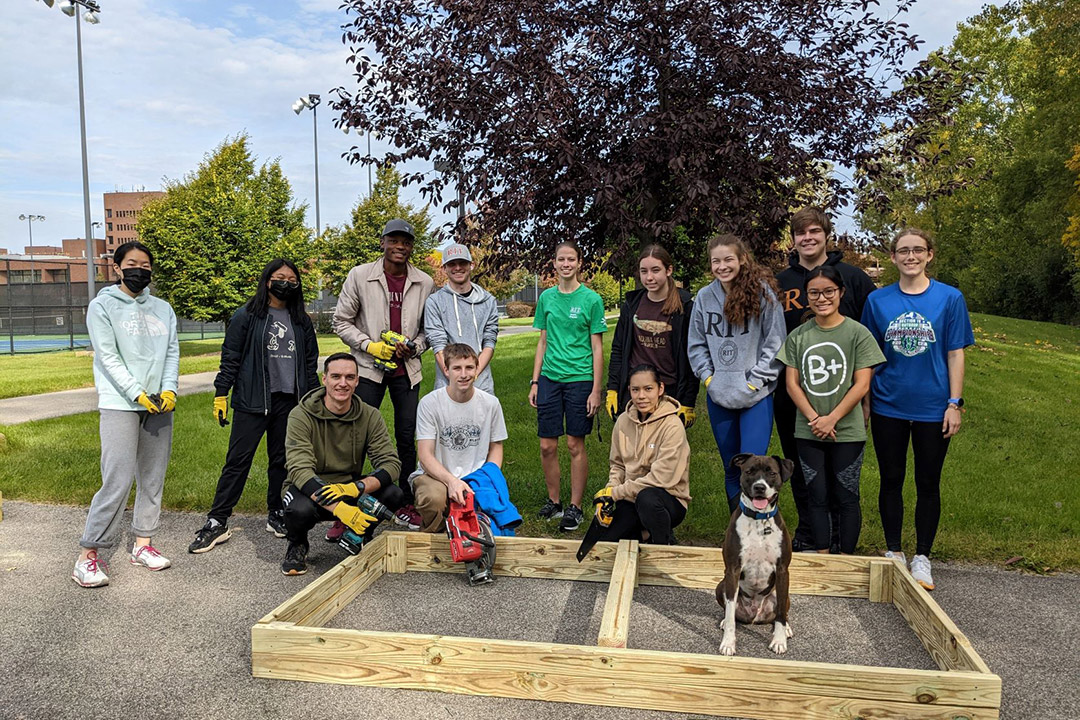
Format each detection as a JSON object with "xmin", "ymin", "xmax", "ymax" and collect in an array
[{"xmin": 137, "ymin": 135, "xmax": 312, "ymax": 323}]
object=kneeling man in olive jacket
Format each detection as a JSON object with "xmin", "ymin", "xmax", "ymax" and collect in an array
[{"xmin": 280, "ymin": 353, "xmax": 403, "ymax": 575}]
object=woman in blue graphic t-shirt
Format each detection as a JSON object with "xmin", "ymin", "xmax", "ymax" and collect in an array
[{"xmin": 861, "ymin": 228, "xmax": 974, "ymax": 592}]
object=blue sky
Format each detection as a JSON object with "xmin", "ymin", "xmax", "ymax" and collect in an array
[{"xmin": 1, "ymin": 0, "xmax": 985, "ymax": 254}]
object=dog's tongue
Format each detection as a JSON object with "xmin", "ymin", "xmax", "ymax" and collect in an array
[{"xmin": 752, "ymin": 497, "xmax": 770, "ymax": 511}]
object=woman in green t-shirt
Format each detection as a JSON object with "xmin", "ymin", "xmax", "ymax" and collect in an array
[
  {"xmin": 528, "ymin": 240, "xmax": 608, "ymax": 532},
  {"xmin": 778, "ymin": 265, "xmax": 885, "ymax": 554}
]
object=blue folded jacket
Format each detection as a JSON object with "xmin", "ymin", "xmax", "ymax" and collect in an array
[{"xmin": 464, "ymin": 462, "xmax": 523, "ymax": 537}]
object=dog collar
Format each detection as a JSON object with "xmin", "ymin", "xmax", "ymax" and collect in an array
[{"xmin": 739, "ymin": 499, "xmax": 778, "ymax": 521}]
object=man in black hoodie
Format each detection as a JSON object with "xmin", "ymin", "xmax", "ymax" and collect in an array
[{"xmin": 775, "ymin": 207, "xmax": 877, "ymax": 552}]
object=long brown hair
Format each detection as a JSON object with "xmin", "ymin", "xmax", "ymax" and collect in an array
[
  {"xmin": 638, "ymin": 244, "xmax": 684, "ymax": 315},
  {"xmin": 706, "ymin": 234, "xmax": 780, "ymax": 329}
]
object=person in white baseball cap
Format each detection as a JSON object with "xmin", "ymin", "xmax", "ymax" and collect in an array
[{"xmin": 424, "ymin": 243, "xmax": 500, "ymax": 394}]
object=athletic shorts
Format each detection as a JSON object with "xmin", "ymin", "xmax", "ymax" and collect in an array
[{"xmin": 536, "ymin": 376, "xmax": 593, "ymax": 438}]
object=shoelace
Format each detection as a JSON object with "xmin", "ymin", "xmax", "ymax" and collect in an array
[
  {"xmin": 136, "ymin": 545, "xmax": 161, "ymax": 559},
  {"xmin": 85, "ymin": 553, "xmax": 108, "ymax": 574}
]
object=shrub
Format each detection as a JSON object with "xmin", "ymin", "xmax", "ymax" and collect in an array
[
  {"xmin": 588, "ymin": 270, "xmax": 620, "ymax": 309},
  {"xmin": 506, "ymin": 301, "xmax": 534, "ymax": 318}
]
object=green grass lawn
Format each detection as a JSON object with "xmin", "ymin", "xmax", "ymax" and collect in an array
[{"xmin": 1, "ymin": 312, "xmax": 1077, "ymax": 569}]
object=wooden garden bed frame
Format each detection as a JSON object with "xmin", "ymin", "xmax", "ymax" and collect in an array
[{"xmin": 252, "ymin": 532, "xmax": 1001, "ymax": 720}]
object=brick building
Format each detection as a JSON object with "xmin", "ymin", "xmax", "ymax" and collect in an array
[
  {"xmin": 103, "ymin": 190, "xmax": 165, "ymax": 255},
  {"xmin": 0, "ymin": 239, "xmax": 110, "ymax": 285}
]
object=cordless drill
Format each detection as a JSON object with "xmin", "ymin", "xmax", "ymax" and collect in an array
[
  {"xmin": 339, "ymin": 493, "xmax": 396, "ymax": 555},
  {"xmin": 373, "ymin": 330, "xmax": 418, "ymax": 374}
]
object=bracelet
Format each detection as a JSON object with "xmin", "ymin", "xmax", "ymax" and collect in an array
[{"xmin": 530, "ymin": 380, "xmax": 539, "ymax": 386}]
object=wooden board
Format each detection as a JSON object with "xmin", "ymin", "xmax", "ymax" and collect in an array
[
  {"xmin": 869, "ymin": 559, "xmax": 894, "ymax": 603},
  {"xmin": 597, "ymin": 539, "xmax": 638, "ymax": 648},
  {"xmin": 251, "ymin": 623, "xmax": 1000, "ymax": 719},
  {"xmin": 404, "ymin": 533, "xmax": 620, "ymax": 583},
  {"xmin": 636, "ymin": 544, "xmax": 875, "ymax": 598},
  {"xmin": 891, "ymin": 565, "xmax": 992, "ymax": 674},
  {"xmin": 257, "ymin": 534, "xmax": 388, "ymax": 626},
  {"xmin": 385, "ymin": 533, "xmax": 407, "ymax": 574}
]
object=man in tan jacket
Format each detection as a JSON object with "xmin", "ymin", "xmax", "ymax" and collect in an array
[{"xmin": 332, "ymin": 219, "xmax": 434, "ymax": 530}]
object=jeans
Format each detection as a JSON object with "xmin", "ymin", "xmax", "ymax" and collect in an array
[{"xmin": 706, "ymin": 394, "xmax": 774, "ymax": 508}]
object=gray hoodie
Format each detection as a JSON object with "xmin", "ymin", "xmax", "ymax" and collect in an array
[
  {"xmin": 424, "ymin": 283, "xmax": 499, "ymax": 393},
  {"xmin": 687, "ymin": 280, "xmax": 786, "ymax": 410}
]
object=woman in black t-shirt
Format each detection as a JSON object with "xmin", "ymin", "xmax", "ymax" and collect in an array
[
  {"xmin": 188, "ymin": 258, "xmax": 320, "ymax": 554},
  {"xmin": 606, "ymin": 245, "xmax": 699, "ymax": 428}
]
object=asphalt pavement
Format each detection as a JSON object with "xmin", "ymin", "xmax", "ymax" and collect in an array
[{"xmin": 0, "ymin": 500, "xmax": 1076, "ymax": 720}]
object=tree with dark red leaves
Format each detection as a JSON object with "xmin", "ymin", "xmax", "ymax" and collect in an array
[{"xmin": 331, "ymin": 0, "xmax": 954, "ymax": 278}]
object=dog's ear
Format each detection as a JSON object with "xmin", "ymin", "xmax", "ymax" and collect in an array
[
  {"xmin": 731, "ymin": 453, "xmax": 754, "ymax": 470},
  {"xmin": 773, "ymin": 456, "xmax": 794, "ymax": 483}
]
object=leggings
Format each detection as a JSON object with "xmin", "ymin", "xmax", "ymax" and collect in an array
[
  {"xmin": 871, "ymin": 412, "xmax": 951, "ymax": 557},
  {"xmin": 796, "ymin": 439, "xmax": 864, "ymax": 553},
  {"xmin": 706, "ymin": 394, "xmax": 774, "ymax": 509},
  {"xmin": 596, "ymin": 487, "xmax": 687, "ymax": 545}
]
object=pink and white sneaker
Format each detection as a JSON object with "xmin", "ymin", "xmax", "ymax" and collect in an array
[
  {"xmin": 130, "ymin": 544, "xmax": 172, "ymax": 571},
  {"xmin": 72, "ymin": 551, "xmax": 110, "ymax": 588}
]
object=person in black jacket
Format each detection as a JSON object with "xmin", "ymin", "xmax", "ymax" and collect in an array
[
  {"xmin": 775, "ymin": 207, "xmax": 877, "ymax": 552},
  {"xmin": 606, "ymin": 244, "xmax": 699, "ymax": 428},
  {"xmin": 188, "ymin": 259, "xmax": 320, "ymax": 554}
]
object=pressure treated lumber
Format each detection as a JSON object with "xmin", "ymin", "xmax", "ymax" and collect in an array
[
  {"xmin": 891, "ymin": 565, "xmax": 991, "ymax": 674},
  {"xmin": 636, "ymin": 544, "xmax": 875, "ymax": 598},
  {"xmin": 385, "ymin": 533, "xmax": 407, "ymax": 574},
  {"xmin": 597, "ymin": 539, "xmax": 638, "ymax": 648},
  {"xmin": 868, "ymin": 559, "xmax": 894, "ymax": 603},
  {"xmin": 404, "ymin": 533, "xmax": 619, "ymax": 582},
  {"xmin": 258, "ymin": 534, "xmax": 387, "ymax": 626},
  {"xmin": 251, "ymin": 623, "xmax": 1000, "ymax": 719}
]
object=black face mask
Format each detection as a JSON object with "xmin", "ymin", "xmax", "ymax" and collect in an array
[
  {"xmin": 269, "ymin": 280, "xmax": 300, "ymax": 300},
  {"xmin": 121, "ymin": 268, "xmax": 152, "ymax": 294}
]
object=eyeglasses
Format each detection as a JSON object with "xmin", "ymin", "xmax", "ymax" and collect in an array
[
  {"xmin": 806, "ymin": 287, "xmax": 840, "ymax": 300},
  {"xmin": 894, "ymin": 246, "xmax": 928, "ymax": 257}
]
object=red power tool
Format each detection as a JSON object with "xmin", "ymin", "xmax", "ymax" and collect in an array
[{"xmin": 446, "ymin": 491, "xmax": 497, "ymax": 585}]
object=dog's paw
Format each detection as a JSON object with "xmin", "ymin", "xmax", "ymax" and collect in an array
[
  {"xmin": 719, "ymin": 630, "xmax": 737, "ymax": 656},
  {"xmin": 784, "ymin": 623, "xmax": 793, "ymax": 639},
  {"xmin": 769, "ymin": 625, "xmax": 789, "ymax": 654}
]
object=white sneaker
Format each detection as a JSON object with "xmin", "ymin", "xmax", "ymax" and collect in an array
[
  {"xmin": 73, "ymin": 551, "xmax": 110, "ymax": 588},
  {"xmin": 884, "ymin": 550, "xmax": 907, "ymax": 567},
  {"xmin": 130, "ymin": 544, "xmax": 172, "ymax": 571},
  {"xmin": 910, "ymin": 554, "xmax": 935, "ymax": 591}
]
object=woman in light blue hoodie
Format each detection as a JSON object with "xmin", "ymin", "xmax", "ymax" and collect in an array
[
  {"xmin": 688, "ymin": 234, "xmax": 786, "ymax": 512},
  {"xmin": 73, "ymin": 241, "xmax": 179, "ymax": 588}
]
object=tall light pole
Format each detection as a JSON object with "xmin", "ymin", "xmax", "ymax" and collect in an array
[
  {"xmin": 292, "ymin": 94, "xmax": 321, "ymax": 234},
  {"xmin": 18, "ymin": 214, "xmax": 45, "ymax": 327},
  {"xmin": 38, "ymin": 0, "xmax": 102, "ymax": 299}
]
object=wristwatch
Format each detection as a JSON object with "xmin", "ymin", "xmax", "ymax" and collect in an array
[
  {"xmin": 947, "ymin": 397, "xmax": 964, "ymax": 408},
  {"xmin": 530, "ymin": 380, "xmax": 539, "ymax": 386}
]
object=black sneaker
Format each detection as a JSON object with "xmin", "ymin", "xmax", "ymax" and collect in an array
[
  {"xmin": 281, "ymin": 541, "xmax": 309, "ymax": 576},
  {"xmin": 559, "ymin": 504, "xmax": 584, "ymax": 531},
  {"xmin": 266, "ymin": 510, "xmax": 287, "ymax": 538},
  {"xmin": 538, "ymin": 498, "xmax": 563, "ymax": 521},
  {"xmin": 188, "ymin": 519, "xmax": 232, "ymax": 554}
]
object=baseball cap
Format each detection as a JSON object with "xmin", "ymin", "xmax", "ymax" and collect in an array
[
  {"xmin": 441, "ymin": 243, "xmax": 473, "ymax": 265},
  {"xmin": 381, "ymin": 219, "xmax": 415, "ymax": 240}
]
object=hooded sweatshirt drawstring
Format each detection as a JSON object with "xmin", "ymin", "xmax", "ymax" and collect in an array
[{"xmin": 452, "ymin": 288, "xmax": 481, "ymax": 341}]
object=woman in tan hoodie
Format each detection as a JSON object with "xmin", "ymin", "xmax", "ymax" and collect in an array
[{"xmin": 595, "ymin": 365, "xmax": 691, "ymax": 545}]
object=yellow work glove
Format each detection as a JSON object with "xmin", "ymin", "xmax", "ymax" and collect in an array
[
  {"xmin": 704, "ymin": 375, "xmax": 713, "ymax": 389},
  {"xmin": 332, "ymin": 502, "xmax": 378, "ymax": 536},
  {"xmin": 677, "ymin": 405, "xmax": 696, "ymax": 429},
  {"xmin": 605, "ymin": 390, "xmax": 618, "ymax": 422},
  {"xmin": 366, "ymin": 340, "xmax": 395, "ymax": 361},
  {"xmin": 213, "ymin": 396, "xmax": 229, "ymax": 426},
  {"xmin": 593, "ymin": 487, "xmax": 615, "ymax": 527},
  {"xmin": 315, "ymin": 482, "xmax": 361, "ymax": 506},
  {"xmin": 158, "ymin": 390, "xmax": 177, "ymax": 413},
  {"xmin": 136, "ymin": 392, "xmax": 162, "ymax": 414}
]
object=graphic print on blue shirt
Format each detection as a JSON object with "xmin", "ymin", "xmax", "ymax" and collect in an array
[{"xmin": 861, "ymin": 280, "xmax": 974, "ymax": 423}]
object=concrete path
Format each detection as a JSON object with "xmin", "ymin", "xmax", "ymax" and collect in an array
[
  {"xmin": 0, "ymin": 499, "xmax": 1077, "ymax": 719},
  {"xmin": 0, "ymin": 324, "xmax": 542, "ymax": 426}
]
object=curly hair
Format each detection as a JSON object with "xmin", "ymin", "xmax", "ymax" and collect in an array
[{"xmin": 706, "ymin": 234, "xmax": 780, "ymax": 329}]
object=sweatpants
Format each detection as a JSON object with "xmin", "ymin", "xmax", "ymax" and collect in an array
[
  {"xmin": 796, "ymin": 439, "xmax": 865, "ymax": 553},
  {"xmin": 80, "ymin": 409, "xmax": 173, "ymax": 550},
  {"xmin": 207, "ymin": 392, "xmax": 296, "ymax": 523},
  {"xmin": 356, "ymin": 375, "xmax": 419, "ymax": 504},
  {"xmin": 281, "ymin": 483, "xmax": 405, "ymax": 545},
  {"xmin": 597, "ymin": 487, "xmax": 686, "ymax": 545},
  {"xmin": 706, "ymin": 394, "xmax": 774, "ymax": 509},
  {"xmin": 871, "ymin": 412, "xmax": 951, "ymax": 557}
]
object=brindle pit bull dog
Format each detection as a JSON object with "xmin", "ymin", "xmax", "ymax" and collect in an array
[{"xmin": 716, "ymin": 453, "xmax": 795, "ymax": 656}]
